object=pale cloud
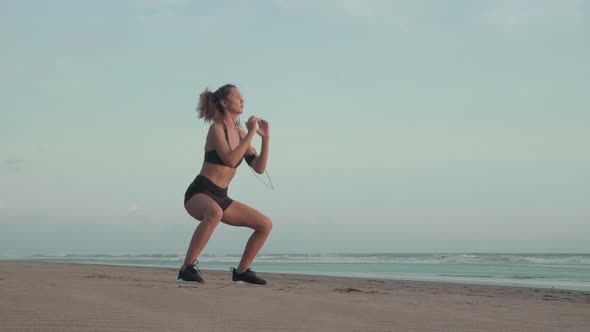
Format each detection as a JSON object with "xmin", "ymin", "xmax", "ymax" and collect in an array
[
  {"xmin": 278, "ymin": 0, "xmax": 383, "ymax": 19},
  {"xmin": 0, "ymin": 158, "xmax": 25, "ymax": 172},
  {"xmin": 0, "ymin": 200, "xmax": 6, "ymax": 209},
  {"xmin": 477, "ymin": 0, "xmax": 587, "ymax": 30},
  {"xmin": 275, "ymin": 0, "xmax": 423, "ymax": 26},
  {"xmin": 128, "ymin": 0, "xmax": 190, "ymax": 6},
  {"xmin": 127, "ymin": 205, "xmax": 140, "ymax": 214}
]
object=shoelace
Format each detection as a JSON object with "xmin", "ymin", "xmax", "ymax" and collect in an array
[
  {"xmin": 186, "ymin": 259, "xmax": 201, "ymax": 274},
  {"xmin": 187, "ymin": 265, "xmax": 201, "ymax": 274},
  {"xmin": 243, "ymin": 269, "xmax": 261, "ymax": 279},
  {"xmin": 235, "ymin": 268, "xmax": 252, "ymax": 275}
]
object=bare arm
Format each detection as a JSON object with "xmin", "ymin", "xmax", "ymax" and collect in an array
[
  {"xmin": 208, "ymin": 123, "xmax": 256, "ymax": 168},
  {"xmin": 250, "ymin": 136, "xmax": 269, "ymax": 174},
  {"xmin": 248, "ymin": 118, "xmax": 270, "ymax": 174}
]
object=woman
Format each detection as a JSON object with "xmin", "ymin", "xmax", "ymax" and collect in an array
[{"xmin": 178, "ymin": 84, "xmax": 272, "ymax": 285}]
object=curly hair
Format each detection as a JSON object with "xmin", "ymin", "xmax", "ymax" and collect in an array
[{"xmin": 196, "ymin": 84, "xmax": 236, "ymax": 123}]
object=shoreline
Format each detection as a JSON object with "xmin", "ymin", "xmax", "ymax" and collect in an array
[
  {"xmin": 1, "ymin": 261, "xmax": 589, "ymax": 331},
  {"xmin": 2, "ymin": 256, "xmax": 589, "ymax": 292}
]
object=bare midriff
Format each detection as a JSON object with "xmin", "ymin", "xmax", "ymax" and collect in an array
[{"xmin": 199, "ymin": 162, "xmax": 237, "ymax": 189}]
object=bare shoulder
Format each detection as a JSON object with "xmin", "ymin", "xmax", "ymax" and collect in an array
[
  {"xmin": 207, "ymin": 122, "xmax": 223, "ymax": 136},
  {"xmin": 204, "ymin": 122, "xmax": 223, "ymax": 149}
]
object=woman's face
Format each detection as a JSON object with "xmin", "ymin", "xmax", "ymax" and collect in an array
[{"xmin": 223, "ymin": 87, "xmax": 244, "ymax": 114}]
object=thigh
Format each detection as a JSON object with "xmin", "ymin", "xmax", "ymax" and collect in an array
[
  {"xmin": 184, "ymin": 193, "xmax": 223, "ymax": 221},
  {"xmin": 221, "ymin": 200, "xmax": 270, "ymax": 229}
]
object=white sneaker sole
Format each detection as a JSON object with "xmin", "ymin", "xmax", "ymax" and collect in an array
[{"xmin": 177, "ymin": 279, "xmax": 203, "ymax": 283}]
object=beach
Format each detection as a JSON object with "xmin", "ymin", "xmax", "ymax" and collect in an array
[{"xmin": 0, "ymin": 262, "xmax": 588, "ymax": 331}]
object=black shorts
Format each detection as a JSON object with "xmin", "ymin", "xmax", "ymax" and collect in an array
[{"xmin": 184, "ymin": 175, "xmax": 233, "ymax": 210}]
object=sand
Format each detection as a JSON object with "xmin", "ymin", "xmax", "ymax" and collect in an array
[{"xmin": 0, "ymin": 261, "xmax": 589, "ymax": 331}]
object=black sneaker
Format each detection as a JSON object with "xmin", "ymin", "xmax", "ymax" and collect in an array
[
  {"xmin": 177, "ymin": 263, "xmax": 204, "ymax": 283},
  {"xmin": 231, "ymin": 267, "xmax": 267, "ymax": 285}
]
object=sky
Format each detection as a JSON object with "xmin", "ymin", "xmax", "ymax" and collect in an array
[{"xmin": 1, "ymin": 0, "xmax": 589, "ymax": 255}]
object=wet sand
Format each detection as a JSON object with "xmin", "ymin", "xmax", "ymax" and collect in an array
[{"xmin": 1, "ymin": 261, "xmax": 589, "ymax": 331}]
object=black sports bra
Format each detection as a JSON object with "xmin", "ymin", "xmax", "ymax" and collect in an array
[{"xmin": 204, "ymin": 123, "xmax": 256, "ymax": 168}]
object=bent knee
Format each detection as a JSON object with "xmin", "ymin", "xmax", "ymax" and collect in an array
[
  {"xmin": 257, "ymin": 216, "xmax": 272, "ymax": 233},
  {"xmin": 203, "ymin": 209, "xmax": 223, "ymax": 224}
]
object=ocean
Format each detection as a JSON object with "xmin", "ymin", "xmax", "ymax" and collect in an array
[{"xmin": 3, "ymin": 253, "xmax": 589, "ymax": 292}]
